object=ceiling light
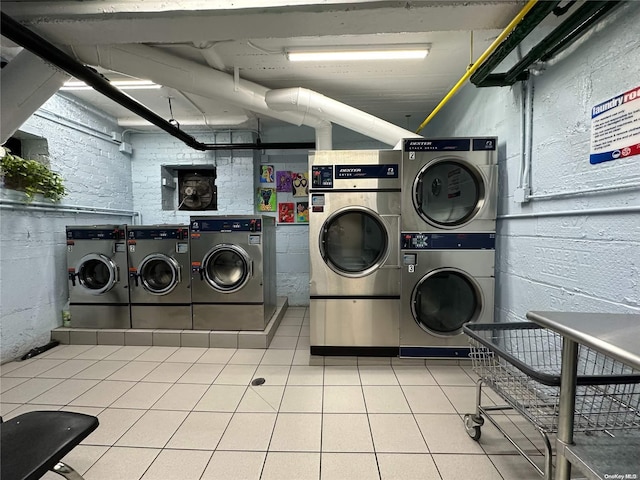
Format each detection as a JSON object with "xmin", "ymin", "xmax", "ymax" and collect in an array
[
  {"xmin": 60, "ymin": 79, "xmax": 162, "ymax": 91},
  {"xmin": 286, "ymin": 46, "xmax": 429, "ymax": 62}
]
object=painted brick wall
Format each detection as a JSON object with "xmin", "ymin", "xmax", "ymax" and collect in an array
[
  {"xmin": 421, "ymin": 2, "xmax": 640, "ymax": 320},
  {"xmin": 1, "ymin": 94, "xmax": 133, "ymax": 362}
]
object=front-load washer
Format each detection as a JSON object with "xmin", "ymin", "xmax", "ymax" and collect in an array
[
  {"xmin": 127, "ymin": 225, "xmax": 192, "ymax": 329},
  {"xmin": 66, "ymin": 225, "xmax": 130, "ymax": 328},
  {"xmin": 402, "ymin": 137, "xmax": 498, "ymax": 232},
  {"xmin": 190, "ymin": 215, "xmax": 276, "ymax": 331},
  {"xmin": 309, "ymin": 150, "xmax": 401, "ymax": 356},
  {"xmin": 399, "ymin": 232, "xmax": 495, "ymax": 358}
]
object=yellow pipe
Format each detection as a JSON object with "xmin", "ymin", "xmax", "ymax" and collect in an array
[{"xmin": 415, "ymin": 0, "xmax": 539, "ymax": 134}]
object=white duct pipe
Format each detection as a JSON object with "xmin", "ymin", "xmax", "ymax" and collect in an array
[
  {"xmin": 266, "ymin": 87, "xmax": 421, "ymax": 148},
  {"xmin": 71, "ymin": 44, "xmax": 333, "ymax": 147}
]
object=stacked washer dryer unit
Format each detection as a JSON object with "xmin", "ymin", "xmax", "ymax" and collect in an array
[
  {"xmin": 400, "ymin": 137, "xmax": 498, "ymax": 358},
  {"xmin": 66, "ymin": 225, "xmax": 130, "ymax": 328},
  {"xmin": 309, "ymin": 150, "xmax": 401, "ymax": 356},
  {"xmin": 127, "ymin": 225, "xmax": 192, "ymax": 329},
  {"xmin": 189, "ymin": 215, "xmax": 276, "ymax": 330}
]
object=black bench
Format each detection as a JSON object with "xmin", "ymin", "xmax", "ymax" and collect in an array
[{"xmin": 1, "ymin": 411, "xmax": 99, "ymax": 480}]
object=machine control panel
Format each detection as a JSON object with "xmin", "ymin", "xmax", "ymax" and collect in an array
[
  {"xmin": 403, "ymin": 137, "xmax": 497, "ymax": 152},
  {"xmin": 401, "ymin": 232, "xmax": 496, "ymax": 250},
  {"xmin": 66, "ymin": 228, "xmax": 125, "ymax": 240},
  {"xmin": 190, "ymin": 218, "xmax": 262, "ymax": 233},
  {"xmin": 127, "ymin": 227, "xmax": 189, "ymax": 240}
]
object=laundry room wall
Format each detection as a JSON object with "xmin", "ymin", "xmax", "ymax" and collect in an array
[
  {"xmin": 421, "ymin": 1, "xmax": 640, "ymax": 321},
  {"xmin": 0, "ymin": 94, "xmax": 134, "ymax": 362}
]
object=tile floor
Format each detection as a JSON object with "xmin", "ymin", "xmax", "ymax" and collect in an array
[{"xmin": 1, "ymin": 307, "xmax": 567, "ymax": 480}]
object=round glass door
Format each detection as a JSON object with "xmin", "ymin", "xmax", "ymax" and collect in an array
[
  {"xmin": 76, "ymin": 253, "xmax": 118, "ymax": 295},
  {"xmin": 412, "ymin": 269, "xmax": 480, "ymax": 336},
  {"xmin": 203, "ymin": 244, "xmax": 251, "ymax": 293},
  {"xmin": 320, "ymin": 207, "xmax": 389, "ymax": 278},
  {"xmin": 413, "ymin": 160, "xmax": 484, "ymax": 228},
  {"xmin": 138, "ymin": 254, "xmax": 180, "ymax": 295}
]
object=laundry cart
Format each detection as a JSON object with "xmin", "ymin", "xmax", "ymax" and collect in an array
[{"xmin": 462, "ymin": 322, "xmax": 640, "ymax": 479}]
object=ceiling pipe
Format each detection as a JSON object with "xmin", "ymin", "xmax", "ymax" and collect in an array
[
  {"xmin": 0, "ymin": 12, "xmax": 311, "ymax": 152},
  {"xmin": 265, "ymin": 87, "xmax": 421, "ymax": 148}
]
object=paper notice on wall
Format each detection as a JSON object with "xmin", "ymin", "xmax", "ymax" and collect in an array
[{"xmin": 590, "ymin": 85, "xmax": 640, "ymax": 164}]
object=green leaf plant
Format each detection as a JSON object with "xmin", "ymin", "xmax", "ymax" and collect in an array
[{"xmin": 0, "ymin": 147, "xmax": 66, "ymax": 202}]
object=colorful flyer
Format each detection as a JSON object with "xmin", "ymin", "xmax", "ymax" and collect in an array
[
  {"xmin": 292, "ymin": 172, "xmax": 309, "ymax": 197},
  {"xmin": 296, "ymin": 202, "xmax": 309, "ymax": 223},
  {"xmin": 256, "ymin": 187, "xmax": 276, "ymax": 211},
  {"xmin": 278, "ymin": 202, "xmax": 295, "ymax": 223},
  {"xmin": 260, "ymin": 165, "xmax": 274, "ymax": 183},
  {"xmin": 590, "ymin": 85, "xmax": 640, "ymax": 164},
  {"xmin": 276, "ymin": 170, "xmax": 292, "ymax": 192}
]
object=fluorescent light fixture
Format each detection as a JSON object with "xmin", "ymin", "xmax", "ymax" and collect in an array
[
  {"xmin": 286, "ymin": 46, "xmax": 429, "ymax": 62},
  {"xmin": 60, "ymin": 79, "xmax": 162, "ymax": 91}
]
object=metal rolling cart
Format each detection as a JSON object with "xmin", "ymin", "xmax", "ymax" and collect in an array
[{"xmin": 462, "ymin": 316, "xmax": 640, "ymax": 479}]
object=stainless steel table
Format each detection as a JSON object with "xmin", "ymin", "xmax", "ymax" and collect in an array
[{"xmin": 526, "ymin": 311, "xmax": 640, "ymax": 480}]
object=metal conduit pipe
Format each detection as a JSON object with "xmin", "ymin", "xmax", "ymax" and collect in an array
[
  {"xmin": 415, "ymin": 0, "xmax": 540, "ymax": 134},
  {"xmin": 0, "ymin": 12, "xmax": 313, "ymax": 152},
  {"xmin": 0, "ymin": 198, "xmax": 141, "ymax": 223},
  {"xmin": 527, "ymin": 183, "xmax": 640, "ymax": 200},
  {"xmin": 498, "ymin": 205, "xmax": 640, "ymax": 220}
]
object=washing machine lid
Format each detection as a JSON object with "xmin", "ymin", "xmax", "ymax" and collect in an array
[
  {"xmin": 76, "ymin": 253, "xmax": 118, "ymax": 295},
  {"xmin": 413, "ymin": 160, "xmax": 486, "ymax": 228},
  {"xmin": 411, "ymin": 268, "xmax": 481, "ymax": 336},
  {"xmin": 320, "ymin": 207, "xmax": 389, "ymax": 278},
  {"xmin": 202, "ymin": 244, "xmax": 252, "ymax": 293},
  {"xmin": 138, "ymin": 253, "xmax": 180, "ymax": 295}
]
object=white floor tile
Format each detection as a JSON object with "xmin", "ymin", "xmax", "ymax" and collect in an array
[
  {"xmin": 269, "ymin": 413, "xmax": 321, "ymax": 451},
  {"xmin": 275, "ymin": 325, "xmax": 302, "ymax": 336},
  {"xmin": 269, "ymin": 336, "xmax": 299, "ymax": 349},
  {"xmin": 363, "ymin": 385, "xmax": 411, "ymax": 413},
  {"xmin": 440, "ymin": 385, "xmax": 483, "ymax": 414},
  {"xmin": 40, "ymin": 445, "xmax": 108, "ymax": 479},
  {"xmin": 74, "ymin": 345, "xmax": 124, "ymax": 360},
  {"xmin": 29, "ymin": 378, "xmax": 99, "ymax": 405},
  {"xmin": 324, "ymin": 366, "xmax": 361, "ymax": 385},
  {"xmin": 322, "ymin": 414, "xmax": 374, "ymax": 452},
  {"xmin": 253, "ymin": 365, "xmax": 291, "ymax": 385},
  {"xmin": 392, "ymin": 366, "xmax": 437, "ymax": 385},
  {"xmin": 377, "ymin": 453, "xmax": 442, "ymax": 480},
  {"xmin": 214, "ymin": 364, "xmax": 258, "ymax": 385},
  {"xmin": 0, "ymin": 360, "xmax": 31, "ymax": 375},
  {"xmin": 415, "ymin": 414, "xmax": 485, "ymax": 454},
  {"xmin": 104, "ymin": 346, "xmax": 150, "ymax": 361},
  {"xmin": 106, "ymin": 361, "xmax": 160, "ymax": 381},
  {"xmin": 428, "ymin": 366, "xmax": 476, "ymax": 386},
  {"xmin": 72, "ymin": 360, "xmax": 128, "ymax": 380},
  {"xmin": 0, "ymin": 403, "xmax": 22, "ymax": 416},
  {"xmin": 1, "ymin": 378, "xmax": 63, "ymax": 403},
  {"xmin": 287, "ymin": 365, "xmax": 324, "ymax": 385},
  {"xmin": 166, "ymin": 411, "xmax": 232, "ymax": 449},
  {"xmin": 83, "ymin": 408, "xmax": 146, "ymax": 446},
  {"xmin": 280, "ymin": 385, "xmax": 323, "ymax": 413},
  {"xmin": 41, "ymin": 345, "xmax": 93, "ymax": 360},
  {"xmin": 296, "ymin": 336, "xmax": 311, "ymax": 350},
  {"xmin": 197, "ymin": 348, "xmax": 236, "ymax": 364},
  {"xmin": 110, "ymin": 382, "xmax": 172, "ymax": 409},
  {"xmin": 4, "ymin": 359, "xmax": 65, "ymax": 378},
  {"xmin": 321, "ymin": 453, "xmax": 379, "ymax": 480},
  {"xmin": 229, "ymin": 349, "xmax": 266, "ymax": 365},
  {"xmin": 200, "ymin": 451, "xmax": 266, "ymax": 480},
  {"xmin": 164, "ymin": 347, "xmax": 207, "ymax": 363},
  {"xmin": 236, "ymin": 385, "xmax": 285, "ymax": 413},
  {"xmin": 217, "ymin": 412, "xmax": 277, "ymax": 451},
  {"xmin": 134, "ymin": 347, "xmax": 179, "ymax": 362},
  {"xmin": 402, "ymin": 385, "xmax": 458, "ymax": 414},
  {"xmin": 115, "ymin": 409, "xmax": 188, "ymax": 448},
  {"xmin": 292, "ymin": 349, "xmax": 312, "ymax": 366},
  {"xmin": 83, "ymin": 445, "xmax": 160, "ymax": 480},
  {"xmin": 280, "ymin": 316, "xmax": 304, "ymax": 326},
  {"xmin": 432, "ymin": 453, "xmax": 501, "ymax": 480},
  {"xmin": 140, "ymin": 449, "xmax": 212, "ymax": 480},
  {"xmin": 177, "ymin": 363, "xmax": 224, "ymax": 384},
  {"xmin": 194, "ymin": 384, "xmax": 247, "ymax": 412},
  {"xmin": 261, "ymin": 452, "xmax": 320, "ymax": 480},
  {"xmin": 489, "ymin": 454, "xmax": 545, "ymax": 480},
  {"xmin": 368, "ymin": 414, "xmax": 428, "ymax": 453},
  {"xmin": 151, "ymin": 383, "xmax": 208, "ymax": 410},
  {"xmin": 142, "ymin": 362, "xmax": 191, "ymax": 383},
  {"xmin": 69, "ymin": 380, "xmax": 135, "ymax": 408},
  {"xmin": 359, "ymin": 366, "xmax": 399, "ymax": 386},
  {"xmin": 37, "ymin": 359, "xmax": 97, "ymax": 378},
  {"xmin": 0, "ymin": 377, "xmax": 29, "ymax": 393},
  {"xmin": 323, "ymin": 386, "xmax": 366, "ymax": 413},
  {"xmin": 4, "ymin": 404, "xmax": 62, "ymax": 418},
  {"xmin": 261, "ymin": 349, "xmax": 295, "ymax": 365}
]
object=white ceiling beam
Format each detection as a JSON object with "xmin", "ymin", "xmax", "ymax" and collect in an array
[{"xmin": 4, "ymin": 3, "xmax": 524, "ymax": 46}]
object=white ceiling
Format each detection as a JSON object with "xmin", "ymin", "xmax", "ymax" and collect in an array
[{"xmin": 1, "ymin": 1, "xmax": 531, "ymax": 133}]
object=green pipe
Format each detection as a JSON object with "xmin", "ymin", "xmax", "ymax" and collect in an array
[
  {"xmin": 503, "ymin": 1, "xmax": 618, "ymax": 84},
  {"xmin": 470, "ymin": 1, "xmax": 560, "ymax": 86}
]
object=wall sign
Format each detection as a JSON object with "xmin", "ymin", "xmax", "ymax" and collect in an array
[{"xmin": 590, "ymin": 85, "xmax": 640, "ymax": 164}]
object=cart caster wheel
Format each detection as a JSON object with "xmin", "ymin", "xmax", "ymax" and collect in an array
[{"xmin": 464, "ymin": 414, "xmax": 483, "ymax": 441}]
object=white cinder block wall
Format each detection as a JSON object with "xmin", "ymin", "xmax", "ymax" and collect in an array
[
  {"xmin": 1, "ymin": 94, "xmax": 133, "ymax": 362},
  {"xmin": 421, "ymin": 2, "xmax": 640, "ymax": 320}
]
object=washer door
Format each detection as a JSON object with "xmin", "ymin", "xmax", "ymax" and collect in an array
[
  {"xmin": 320, "ymin": 206, "xmax": 389, "ymax": 278},
  {"xmin": 411, "ymin": 268, "xmax": 482, "ymax": 336},
  {"xmin": 413, "ymin": 159, "xmax": 486, "ymax": 228},
  {"xmin": 138, "ymin": 254, "xmax": 180, "ymax": 295},
  {"xmin": 76, "ymin": 253, "xmax": 118, "ymax": 295},
  {"xmin": 202, "ymin": 244, "xmax": 252, "ymax": 293}
]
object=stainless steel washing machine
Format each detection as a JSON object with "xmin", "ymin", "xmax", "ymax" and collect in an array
[
  {"xmin": 399, "ymin": 232, "xmax": 495, "ymax": 358},
  {"xmin": 66, "ymin": 225, "xmax": 130, "ymax": 328},
  {"xmin": 402, "ymin": 137, "xmax": 497, "ymax": 232},
  {"xmin": 309, "ymin": 150, "xmax": 401, "ymax": 356},
  {"xmin": 127, "ymin": 225, "xmax": 192, "ymax": 329},
  {"xmin": 190, "ymin": 215, "xmax": 276, "ymax": 331}
]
